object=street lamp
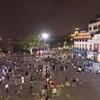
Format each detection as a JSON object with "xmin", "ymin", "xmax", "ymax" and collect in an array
[
  {"xmin": 42, "ymin": 33, "xmax": 48, "ymax": 50},
  {"xmin": 42, "ymin": 33, "xmax": 48, "ymax": 40}
]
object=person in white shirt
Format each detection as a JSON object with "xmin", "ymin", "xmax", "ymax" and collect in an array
[
  {"xmin": 21, "ymin": 76, "xmax": 24, "ymax": 84},
  {"xmin": 5, "ymin": 83, "xmax": 9, "ymax": 93}
]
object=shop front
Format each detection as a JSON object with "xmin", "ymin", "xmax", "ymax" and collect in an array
[
  {"xmin": 94, "ymin": 52, "xmax": 98, "ymax": 62},
  {"xmin": 87, "ymin": 51, "xmax": 94, "ymax": 60},
  {"xmin": 87, "ymin": 51, "xmax": 99, "ymax": 62},
  {"xmin": 72, "ymin": 49, "xmax": 87, "ymax": 58}
]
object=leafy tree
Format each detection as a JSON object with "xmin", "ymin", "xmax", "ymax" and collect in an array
[
  {"xmin": 22, "ymin": 35, "xmax": 42, "ymax": 54},
  {"xmin": 38, "ymin": 42, "xmax": 50, "ymax": 50},
  {"xmin": 0, "ymin": 37, "xmax": 22, "ymax": 53},
  {"xmin": 0, "ymin": 37, "xmax": 14, "ymax": 52}
]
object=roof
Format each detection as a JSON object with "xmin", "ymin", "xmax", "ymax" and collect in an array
[{"xmin": 89, "ymin": 19, "xmax": 100, "ymax": 24}]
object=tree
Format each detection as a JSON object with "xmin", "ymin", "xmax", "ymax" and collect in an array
[
  {"xmin": 0, "ymin": 37, "xmax": 14, "ymax": 52},
  {"xmin": 50, "ymin": 35, "xmax": 65, "ymax": 48},
  {"xmin": 0, "ymin": 37, "xmax": 23, "ymax": 53},
  {"xmin": 37, "ymin": 42, "xmax": 50, "ymax": 50},
  {"xmin": 50, "ymin": 34, "xmax": 72, "ymax": 48},
  {"xmin": 22, "ymin": 35, "xmax": 42, "ymax": 54}
]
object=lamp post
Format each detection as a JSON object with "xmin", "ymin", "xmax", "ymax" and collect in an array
[{"xmin": 42, "ymin": 33, "xmax": 48, "ymax": 51}]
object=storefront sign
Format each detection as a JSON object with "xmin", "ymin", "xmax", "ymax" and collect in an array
[{"xmin": 74, "ymin": 35, "xmax": 91, "ymax": 39}]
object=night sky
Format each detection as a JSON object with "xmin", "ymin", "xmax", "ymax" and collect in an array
[{"xmin": 0, "ymin": 0, "xmax": 100, "ymax": 36}]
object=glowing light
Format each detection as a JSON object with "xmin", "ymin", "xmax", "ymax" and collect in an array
[{"xmin": 42, "ymin": 33, "xmax": 48, "ymax": 39}]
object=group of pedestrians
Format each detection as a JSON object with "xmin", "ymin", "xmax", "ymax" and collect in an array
[{"xmin": 0, "ymin": 50, "xmax": 99, "ymax": 100}]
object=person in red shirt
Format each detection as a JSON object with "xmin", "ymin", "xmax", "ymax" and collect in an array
[
  {"xmin": 44, "ymin": 76, "xmax": 46, "ymax": 83},
  {"xmin": 53, "ymin": 79, "xmax": 57, "ymax": 87}
]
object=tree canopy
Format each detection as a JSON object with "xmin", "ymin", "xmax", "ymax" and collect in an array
[{"xmin": 22, "ymin": 35, "xmax": 42, "ymax": 54}]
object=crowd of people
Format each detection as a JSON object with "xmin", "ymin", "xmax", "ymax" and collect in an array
[{"xmin": 0, "ymin": 50, "xmax": 99, "ymax": 100}]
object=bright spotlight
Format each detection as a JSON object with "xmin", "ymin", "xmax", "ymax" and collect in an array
[{"xmin": 42, "ymin": 33, "xmax": 48, "ymax": 39}]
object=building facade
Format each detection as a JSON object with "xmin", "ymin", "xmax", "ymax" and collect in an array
[
  {"xmin": 88, "ymin": 18, "xmax": 100, "ymax": 34},
  {"xmin": 71, "ymin": 18, "xmax": 100, "ymax": 62}
]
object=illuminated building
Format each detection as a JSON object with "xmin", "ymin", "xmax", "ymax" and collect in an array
[
  {"xmin": 71, "ymin": 18, "xmax": 100, "ymax": 62},
  {"xmin": 88, "ymin": 18, "xmax": 100, "ymax": 34}
]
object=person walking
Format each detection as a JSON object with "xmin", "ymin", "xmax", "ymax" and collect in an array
[
  {"xmin": 25, "ymin": 71, "xmax": 28, "ymax": 78},
  {"xmin": 53, "ymin": 79, "xmax": 57, "ymax": 87},
  {"xmin": 65, "ymin": 77, "xmax": 68, "ymax": 86},
  {"xmin": 21, "ymin": 76, "xmax": 24, "ymax": 84},
  {"xmin": 6, "ymin": 74, "xmax": 10, "ymax": 81},
  {"xmin": 29, "ymin": 84, "xmax": 34, "ymax": 94},
  {"xmin": 5, "ymin": 83, "xmax": 9, "ymax": 93},
  {"xmin": 72, "ymin": 78, "xmax": 76, "ymax": 87}
]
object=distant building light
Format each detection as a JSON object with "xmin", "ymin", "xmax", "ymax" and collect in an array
[
  {"xmin": 80, "ymin": 30, "xmax": 87, "ymax": 33},
  {"xmin": 75, "ymin": 28, "xmax": 80, "ymax": 31},
  {"xmin": 59, "ymin": 47, "xmax": 61, "ymax": 50}
]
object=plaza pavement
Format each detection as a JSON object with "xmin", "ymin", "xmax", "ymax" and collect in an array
[{"xmin": 0, "ymin": 54, "xmax": 100, "ymax": 100}]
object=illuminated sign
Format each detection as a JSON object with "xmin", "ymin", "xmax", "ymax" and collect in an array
[
  {"xmin": 94, "ymin": 36, "xmax": 99, "ymax": 40},
  {"xmin": 74, "ymin": 35, "xmax": 91, "ymax": 39}
]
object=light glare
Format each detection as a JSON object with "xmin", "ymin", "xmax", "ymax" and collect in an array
[{"xmin": 42, "ymin": 33, "xmax": 48, "ymax": 39}]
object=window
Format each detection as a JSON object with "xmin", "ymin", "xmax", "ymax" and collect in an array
[
  {"xmin": 85, "ymin": 44, "xmax": 87, "ymax": 50},
  {"xmin": 93, "ymin": 25, "xmax": 97, "ymax": 30},
  {"xmin": 89, "ymin": 38, "xmax": 92, "ymax": 40},
  {"xmin": 98, "ymin": 25, "xmax": 100, "ymax": 29},
  {"xmin": 90, "ymin": 44, "xmax": 92, "ymax": 51},
  {"xmin": 82, "ymin": 44, "xmax": 84, "ymax": 50},
  {"xmin": 77, "ymin": 44, "xmax": 78, "ymax": 48},
  {"xmin": 80, "ymin": 44, "xmax": 81, "ymax": 49},
  {"xmin": 89, "ymin": 27, "xmax": 92, "ymax": 30},
  {"xmin": 94, "ymin": 44, "xmax": 99, "ymax": 52}
]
